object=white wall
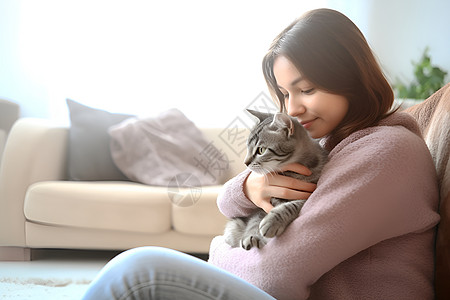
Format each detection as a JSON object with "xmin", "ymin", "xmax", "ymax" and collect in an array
[
  {"xmin": 365, "ymin": 0, "xmax": 450, "ymax": 85},
  {"xmin": 0, "ymin": 0, "xmax": 449, "ymax": 128}
]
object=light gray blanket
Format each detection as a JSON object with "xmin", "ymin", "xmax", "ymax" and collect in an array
[{"xmin": 109, "ymin": 108, "xmax": 227, "ymax": 186}]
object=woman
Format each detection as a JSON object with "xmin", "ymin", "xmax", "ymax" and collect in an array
[{"xmin": 83, "ymin": 8, "xmax": 439, "ymax": 300}]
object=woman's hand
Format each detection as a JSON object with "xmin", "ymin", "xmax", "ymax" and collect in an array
[{"xmin": 243, "ymin": 163, "xmax": 317, "ymax": 213}]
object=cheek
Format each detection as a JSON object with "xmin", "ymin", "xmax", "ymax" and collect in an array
[
  {"xmin": 326, "ymin": 97, "xmax": 349, "ymax": 127},
  {"xmin": 336, "ymin": 96, "xmax": 349, "ymax": 117}
]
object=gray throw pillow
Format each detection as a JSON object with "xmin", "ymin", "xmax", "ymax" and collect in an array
[{"xmin": 66, "ymin": 99, "xmax": 135, "ymax": 181}]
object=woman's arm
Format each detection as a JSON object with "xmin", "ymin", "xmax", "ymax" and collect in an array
[
  {"xmin": 218, "ymin": 164, "xmax": 316, "ymax": 217},
  {"xmin": 216, "ymin": 169, "xmax": 258, "ymax": 218}
]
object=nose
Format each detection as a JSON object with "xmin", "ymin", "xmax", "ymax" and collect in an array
[
  {"xmin": 286, "ymin": 96, "xmax": 306, "ymax": 117},
  {"xmin": 244, "ymin": 153, "xmax": 252, "ymax": 166}
]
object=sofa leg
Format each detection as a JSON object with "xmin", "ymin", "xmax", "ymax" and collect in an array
[{"xmin": 0, "ymin": 246, "xmax": 31, "ymax": 261}]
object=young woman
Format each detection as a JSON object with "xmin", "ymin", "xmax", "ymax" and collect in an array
[{"xmin": 83, "ymin": 8, "xmax": 439, "ymax": 300}]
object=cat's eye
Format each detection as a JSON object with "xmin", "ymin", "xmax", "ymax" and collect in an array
[{"xmin": 256, "ymin": 147, "xmax": 267, "ymax": 155}]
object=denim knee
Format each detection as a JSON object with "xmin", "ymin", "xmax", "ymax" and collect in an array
[{"xmin": 83, "ymin": 246, "xmax": 275, "ymax": 300}]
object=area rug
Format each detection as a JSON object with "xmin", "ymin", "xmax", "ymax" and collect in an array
[
  {"xmin": 0, "ymin": 277, "xmax": 92, "ymax": 299},
  {"xmin": 0, "ymin": 249, "xmax": 113, "ymax": 300}
]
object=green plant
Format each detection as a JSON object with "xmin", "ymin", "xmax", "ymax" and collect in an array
[{"xmin": 394, "ymin": 47, "xmax": 447, "ymax": 99}]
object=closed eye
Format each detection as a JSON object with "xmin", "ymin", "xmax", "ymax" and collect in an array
[{"xmin": 302, "ymin": 88, "xmax": 315, "ymax": 95}]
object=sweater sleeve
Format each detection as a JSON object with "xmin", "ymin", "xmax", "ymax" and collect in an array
[
  {"xmin": 209, "ymin": 126, "xmax": 440, "ymax": 300},
  {"xmin": 216, "ymin": 168, "xmax": 260, "ymax": 218}
]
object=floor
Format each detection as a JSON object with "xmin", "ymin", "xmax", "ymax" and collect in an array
[
  {"xmin": 0, "ymin": 249, "xmax": 120, "ymax": 279},
  {"xmin": 0, "ymin": 249, "xmax": 121, "ymax": 299},
  {"xmin": 0, "ymin": 248, "xmax": 209, "ymax": 299}
]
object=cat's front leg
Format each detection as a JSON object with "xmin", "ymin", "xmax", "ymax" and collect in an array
[
  {"xmin": 224, "ymin": 218, "xmax": 247, "ymax": 248},
  {"xmin": 259, "ymin": 199, "xmax": 306, "ymax": 238},
  {"xmin": 240, "ymin": 235, "xmax": 267, "ymax": 250},
  {"xmin": 241, "ymin": 211, "xmax": 267, "ymax": 250}
]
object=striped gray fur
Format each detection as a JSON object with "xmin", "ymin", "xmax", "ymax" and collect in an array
[{"xmin": 224, "ymin": 110, "xmax": 328, "ymax": 250}]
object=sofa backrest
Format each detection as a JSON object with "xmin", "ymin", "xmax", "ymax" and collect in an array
[
  {"xmin": 201, "ymin": 128, "xmax": 250, "ymax": 182},
  {"xmin": 405, "ymin": 82, "xmax": 450, "ymax": 300}
]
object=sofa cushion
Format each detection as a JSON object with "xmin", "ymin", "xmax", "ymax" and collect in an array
[
  {"xmin": 66, "ymin": 99, "xmax": 135, "ymax": 181},
  {"xmin": 171, "ymin": 185, "xmax": 228, "ymax": 236},
  {"xmin": 24, "ymin": 181, "xmax": 172, "ymax": 234}
]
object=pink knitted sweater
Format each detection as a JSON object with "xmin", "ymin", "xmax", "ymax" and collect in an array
[{"xmin": 209, "ymin": 112, "xmax": 440, "ymax": 300}]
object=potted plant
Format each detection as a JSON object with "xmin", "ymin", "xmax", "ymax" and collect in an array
[{"xmin": 394, "ymin": 47, "xmax": 447, "ymax": 104}]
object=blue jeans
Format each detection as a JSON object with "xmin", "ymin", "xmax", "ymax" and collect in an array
[{"xmin": 82, "ymin": 246, "xmax": 275, "ymax": 300}]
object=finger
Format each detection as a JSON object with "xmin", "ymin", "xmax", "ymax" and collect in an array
[
  {"xmin": 267, "ymin": 173, "xmax": 317, "ymax": 192},
  {"xmin": 287, "ymin": 178, "xmax": 316, "ymax": 193},
  {"xmin": 280, "ymin": 163, "xmax": 312, "ymax": 176},
  {"xmin": 269, "ymin": 186, "xmax": 313, "ymax": 201},
  {"xmin": 259, "ymin": 200, "xmax": 274, "ymax": 213}
]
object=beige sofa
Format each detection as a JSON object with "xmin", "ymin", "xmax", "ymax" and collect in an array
[
  {"xmin": 0, "ymin": 118, "xmax": 248, "ymax": 260},
  {"xmin": 0, "ymin": 99, "xmax": 20, "ymax": 168}
]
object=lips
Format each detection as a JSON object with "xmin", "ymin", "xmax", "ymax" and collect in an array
[{"xmin": 300, "ymin": 118, "xmax": 316, "ymax": 129}]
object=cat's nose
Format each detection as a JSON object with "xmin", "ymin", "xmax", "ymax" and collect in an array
[{"xmin": 244, "ymin": 154, "xmax": 252, "ymax": 166}]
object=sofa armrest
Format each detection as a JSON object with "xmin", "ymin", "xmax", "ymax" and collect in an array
[
  {"xmin": 0, "ymin": 118, "xmax": 68, "ymax": 247},
  {"xmin": 0, "ymin": 129, "xmax": 6, "ymax": 167}
]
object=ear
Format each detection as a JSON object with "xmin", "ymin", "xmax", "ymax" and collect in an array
[
  {"xmin": 246, "ymin": 109, "xmax": 272, "ymax": 124},
  {"xmin": 271, "ymin": 113, "xmax": 294, "ymax": 136}
]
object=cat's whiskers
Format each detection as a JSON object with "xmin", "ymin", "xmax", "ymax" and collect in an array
[
  {"xmin": 262, "ymin": 172, "xmax": 270, "ymax": 182},
  {"xmin": 260, "ymin": 166, "xmax": 279, "ymax": 182}
]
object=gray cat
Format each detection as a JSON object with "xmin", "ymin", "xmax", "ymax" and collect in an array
[{"xmin": 224, "ymin": 109, "xmax": 328, "ymax": 250}]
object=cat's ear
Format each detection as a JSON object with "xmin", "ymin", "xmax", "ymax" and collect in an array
[
  {"xmin": 246, "ymin": 109, "xmax": 271, "ymax": 124},
  {"xmin": 271, "ymin": 113, "xmax": 294, "ymax": 137}
]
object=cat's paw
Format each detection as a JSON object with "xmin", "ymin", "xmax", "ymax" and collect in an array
[
  {"xmin": 259, "ymin": 214, "xmax": 287, "ymax": 238},
  {"xmin": 240, "ymin": 235, "xmax": 266, "ymax": 250}
]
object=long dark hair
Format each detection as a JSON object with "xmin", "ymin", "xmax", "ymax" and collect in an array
[{"xmin": 262, "ymin": 8, "xmax": 394, "ymax": 145}]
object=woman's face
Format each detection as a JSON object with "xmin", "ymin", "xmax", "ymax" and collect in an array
[{"xmin": 273, "ymin": 55, "xmax": 349, "ymax": 139}]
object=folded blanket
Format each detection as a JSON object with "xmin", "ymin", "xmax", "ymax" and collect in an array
[{"xmin": 109, "ymin": 108, "xmax": 229, "ymax": 187}]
